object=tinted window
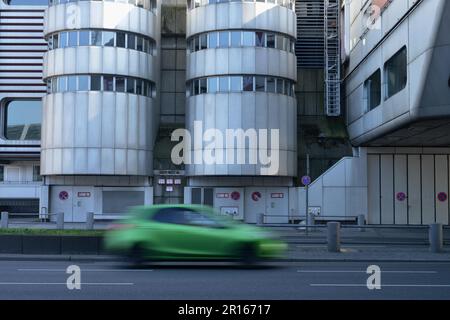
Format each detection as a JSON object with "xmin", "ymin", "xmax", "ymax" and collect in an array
[
  {"xmin": 5, "ymin": 100, "xmax": 42, "ymax": 141},
  {"xmin": 364, "ymin": 69, "xmax": 381, "ymax": 111},
  {"xmin": 153, "ymin": 208, "xmax": 191, "ymax": 225},
  {"xmin": 385, "ymin": 46, "xmax": 407, "ymax": 99}
]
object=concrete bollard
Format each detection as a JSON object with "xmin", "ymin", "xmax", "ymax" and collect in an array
[
  {"xmin": 258, "ymin": 213, "xmax": 264, "ymax": 226},
  {"xmin": 56, "ymin": 212, "xmax": 64, "ymax": 230},
  {"xmin": 86, "ymin": 212, "xmax": 94, "ymax": 230},
  {"xmin": 357, "ymin": 214, "xmax": 366, "ymax": 232},
  {"xmin": 429, "ymin": 223, "xmax": 443, "ymax": 253},
  {"xmin": 1, "ymin": 212, "xmax": 9, "ymax": 229},
  {"xmin": 327, "ymin": 222, "xmax": 341, "ymax": 253}
]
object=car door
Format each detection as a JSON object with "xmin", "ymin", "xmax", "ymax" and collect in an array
[
  {"xmin": 177, "ymin": 211, "xmax": 233, "ymax": 258},
  {"xmin": 141, "ymin": 208, "xmax": 192, "ymax": 258}
]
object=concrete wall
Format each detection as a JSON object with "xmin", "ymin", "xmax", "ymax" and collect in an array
[{"xmin": 344, "ymin": 0, "xmax": 450, "ymax": 145}]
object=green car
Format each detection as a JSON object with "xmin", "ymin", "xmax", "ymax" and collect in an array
[{"xmin": 104, "ymin": 205, "xmax": 287, "ymax": 265}]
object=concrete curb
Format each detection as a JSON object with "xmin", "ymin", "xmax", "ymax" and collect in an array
[{"xmin": 1, "ymin": 254, "xmax": 450, "ymax": 263}]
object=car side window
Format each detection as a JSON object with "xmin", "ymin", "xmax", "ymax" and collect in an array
[
  {"xmin": 153, "ymin": 208, "xmax": 188, "ymax": 225},
  {"xmin": 183, "ymin": 212, "xmax": 222, "ymax": 228}
]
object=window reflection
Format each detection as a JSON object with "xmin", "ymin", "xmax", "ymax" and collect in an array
[
  {"xmin": 188, "ymin": 75, "xmax": 295, "ymax": 97},
  {"xmin": 5, "ymin": 100, "xmax": 42, "ymax": 141}
]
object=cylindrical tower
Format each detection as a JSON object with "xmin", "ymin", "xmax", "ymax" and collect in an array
[
  {"xmin": 42, "ymin": 0, "xmax": 160, "ymax": 176},
  {"xmin": 185, "ymin": 0, "xmax": 297, "ymax": 178}
]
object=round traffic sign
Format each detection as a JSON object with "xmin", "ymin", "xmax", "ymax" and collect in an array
[
  {"xmin": 231, "ymin": 191, "xmax": 240, "ymax": 201},
  {"xmin": 59, "ymin": 191, "xmax": 69, "ymax": 201},
  {"xmin": 396, "ymin": 192, "xmax": 407, "ymax": 202},
  {"xmin": 301, "ymin": 176, "xmax": 311, "ymax": 186},
  {"xmin": 251, "ymin": 191, "xmax": 262, "ymax": 202},
  {"xmin": 438, "ymin": 192, "xmax": 448, "ymax": 202}
]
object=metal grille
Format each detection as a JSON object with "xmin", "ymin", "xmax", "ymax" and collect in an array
[
  {"xmin": 295, "ymin": 0, "xmax": 325, "ymax": 68},
  {"xmin": 324, "ymin": 0, "xmax": 341, "ymax": 116},
  {"xmin": 0, "ymin": 7, "xmax": 47, "ymax": 94}
]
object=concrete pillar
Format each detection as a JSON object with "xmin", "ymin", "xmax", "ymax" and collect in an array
[
  {"xmin": 429, "ymin": 223, "xmax": 443, "ymax": 253},
  {"xmin": 56, "ymin": 212, "xmax": 64, "ymax": 230},
  {"xmin": 1, "ymin": 212, "xmax": 9, "ymax": 229},
  {"xmin": 357, "ymin": 214, "xmax": 366, "ymax": 232},
  {"xmin": 86, "ymin": 212, "xmax": 94, "ymax": 230},
  {"xmin": 327, "ymin": 222, "xmax": 341, "ymax": 253}
]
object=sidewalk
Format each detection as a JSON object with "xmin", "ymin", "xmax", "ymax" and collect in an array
[{"xmin": 0, "ymin": 244, "xmax": 449, "ymax": 263}]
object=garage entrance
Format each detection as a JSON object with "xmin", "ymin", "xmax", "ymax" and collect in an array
[{"xmin": 368, "ymin": 154, "xmax": 450, "ymax": 225}]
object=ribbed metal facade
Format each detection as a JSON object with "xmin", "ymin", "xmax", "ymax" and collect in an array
[
  {"xmin": 0, "ymin": 6, "xmax": 46, "ymax": 95},
  {"xmin": 295, "ymin": 0, "xmax": 324, "ymax": 68},
  {"xmin": 0, "ymin": 2, "xmax": 46, "ymax": 156}
]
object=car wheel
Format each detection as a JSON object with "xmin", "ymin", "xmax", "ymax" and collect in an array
[
  {"xmin": 239, "ymin": 244, "xmax": 259, "ymax": 267},
  {"xmin": 128, "ymin": 244, "xmax": 146, "ymax": 267}
]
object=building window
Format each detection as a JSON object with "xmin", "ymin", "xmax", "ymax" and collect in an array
[
  {"xmin": 243, "ymin": 76, "xmax": 254, "ymax": 91},
  {"xmin": 47, "ymin": 75, "xmax": 155, "ymax": 98},
  {"xmin": 384, "ymin": 46, "xmax": 407, "ymax": 100},
  {"xmin": 0, "ymin": 166, "xmax": 3, "ymax": 182},
  {"xmin": 187, "ymin": 30, "xmax": 295, "ymax": 53},
  {"xmin": 47, "ymin": 30, "xmax": 156, "ymax": 55},
  {"xmin": 186, "ymin": 0, "xmax": 296, "ymax": 11},
  {"xmin": 187, "ymin": 75, "xmax": 295, "ymax": 97},
  {"xmin": 4, "ymin": 100, "xmax": 42, "ymax": 141},
  {"xmin": 33, "ymin": 165, "xmax": 42, "ymax": 182},
  {"xmin": 364, "ymin": 69, "xmax": 381, "ymax": 111}
]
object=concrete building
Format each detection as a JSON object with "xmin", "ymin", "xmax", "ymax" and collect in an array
[
  {"xmin": 183, "ymin": 0, "xmax": 298, "ymax": 223},
  {"xmin": 1, "ymin": 0, "xmax": 448, "ymax": 226},
  {"xmin": 306, "ymin": 0, "xmax": 450, "ymax": 225}
]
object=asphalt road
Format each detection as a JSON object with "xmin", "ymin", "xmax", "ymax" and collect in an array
[{"xmin": 1, "ymin": 259, "xmax": 450, "ymax": 300}]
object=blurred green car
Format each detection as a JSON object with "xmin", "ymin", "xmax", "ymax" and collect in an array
[{"xmin": 104, "ymin": 205, "xmax": 287, "ymax": 264}]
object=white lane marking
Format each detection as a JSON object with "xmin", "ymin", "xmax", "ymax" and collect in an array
[
  {"xmin": 18, "ymin": 269, "xmax": 153, "ymax": 272},
  {"xmin": 310, "ymin": 284, "xmax": 450, "ymax": 287},
  {"xmin": 0, "ymin": 282, "xmax": 134, "ymax": 286},
  {"xmin": 298, "ymin": 270, "xmax": 437, "ymax": 274}
]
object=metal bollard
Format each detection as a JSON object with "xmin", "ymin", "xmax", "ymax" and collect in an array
[
  {"xmin": 357, "ymin": 214, "xmax": 366, "ymax": 232},
  {"xmin": 56, "ymin": 212, "xmax": 64, "ymax": 230},
  {"xmin": 86, "ymin": 212, "xmax": 94, "ymax": 230},
  {"xmin": 258, "ymin": 213, "xmax": 264, "ymax": 226},
  {"xmin": 327, "ymin": 222, "xmax": 341, "ymax": 253},
  {"xmin": 429, "ymin": 223, "xmax": 443, "ymax": 253},
  {"xmin": 1, "ymin": 212, "xmax": 9, "ymax": 229}
]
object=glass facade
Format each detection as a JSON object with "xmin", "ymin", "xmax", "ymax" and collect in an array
[
  {"xmin": 46, "ymin": 75, "xmax": 156, "ymax": 98},
  {"xmin": 47, "ymin": 30, "xmax": 156, "ymax": 55},
  {"xmin": 188, "ymin": 30, "xmax": 295, "ymax": 54},
  {"xmin": 188, "ymin": 75, "xmax": 295, "ymax": 97},
  {"xmin": 187, "ymin": 0, "xmax": 296, "ymax": 11}
]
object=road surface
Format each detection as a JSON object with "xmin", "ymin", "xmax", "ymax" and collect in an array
[{"xmin": 1, "ymin": 259, "xmax": 450, "ymax": 300}]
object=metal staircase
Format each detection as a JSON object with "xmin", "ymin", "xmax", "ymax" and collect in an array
[{"xmin": 324, "ymin": 0, "xmax": 341, "ymax": 116}]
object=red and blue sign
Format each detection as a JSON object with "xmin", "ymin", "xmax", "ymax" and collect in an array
[
  {"xmin": 231, "ymin": 191, "xmax": 241, "ymax": 201},
  {"xmin": 301, "ymin": 176, "xmax": 312, "ymax": 186},
  {"xmin": 437, "ymin": 192, "xmax": 448, "ymax": 202},
  {"xmin": 251, "ymin": 191, "xmax": 262, "ymax": 202},
  {"xmin": 396, "ymin": 192, "xmax": 407, "ymax": 202}
]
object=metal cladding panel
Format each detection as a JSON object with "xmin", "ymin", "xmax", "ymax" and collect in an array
[
  {"xmin": 187, "ymin": 3, "xmax": 296, "ymax": 38},
  {"xmin": 185, "ymin": 93, "xmax": 297, "ymax": 177},
  {"xmin": 41, "ymin": 92, "xmax": 154, "ymax": 176},
  {"xmin": 45, "ymin": 2, "xmax": 159, "ymax": 39},
  {"xmin": 43, "ymin": 47, "xmax": 157, "ymax": 82},
  {"xmin": 187, "ymin": 48, "xmax": 297, "ymax": 82},
  {"xmin": 0, "ymin": 3, "xmax": 46, "ymax": 152}
]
